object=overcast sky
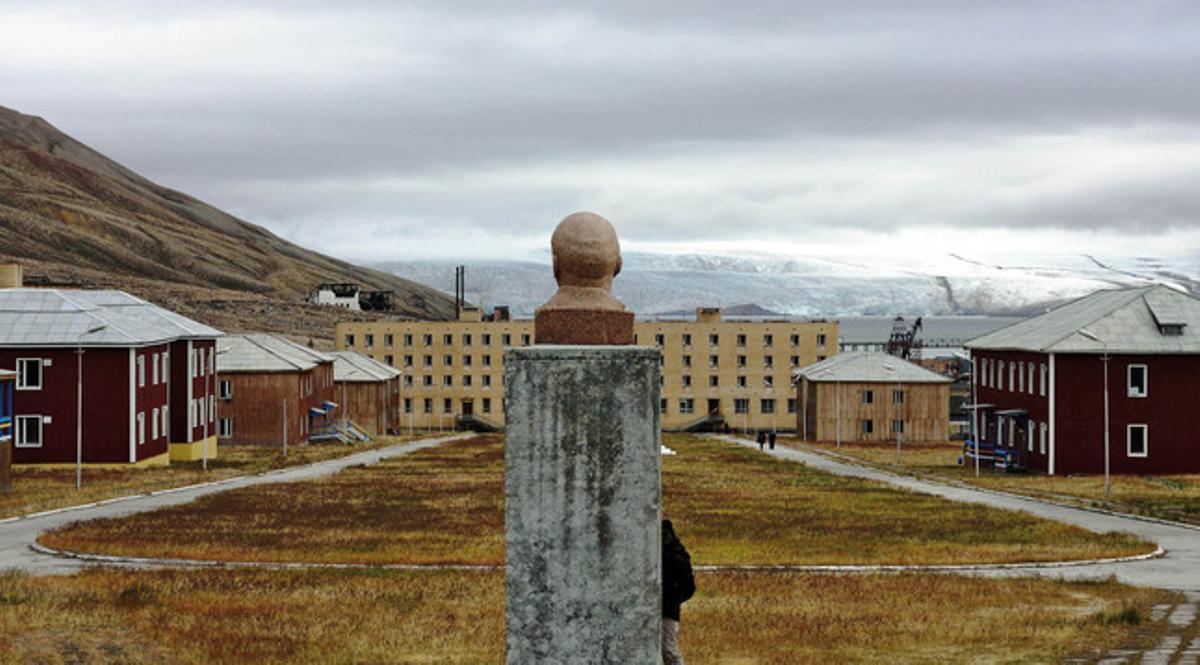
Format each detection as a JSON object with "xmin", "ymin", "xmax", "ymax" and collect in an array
[{"xmin": 3, "ymin": 1, "xmax": 1199, "ymax": 262}]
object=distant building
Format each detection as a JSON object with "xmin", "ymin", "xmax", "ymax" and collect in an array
[
  {"xmin": 794, "ymin": 352, "xmax": 952, "ymax": 444},
  {"xmin": 308, "ymin": 283, "xmax": 361, "ymax": 310},
  {"xmin": 336, "ymin": 307, "xmax": 838, "ymax": 432},
  {"xmin": 331, "ymin": 351, "xmax": 401, "ymax": 437},
  {"xmin": 216, "ymin": 333, "xmax": 336, "ymax": 447},
  {"xmin": 0, "ymin": 290, "xmax": 222, "ymax": 466},
  {"xmin": 966, "ymin": 285, "xmax": 1200, "ymax": 475}
]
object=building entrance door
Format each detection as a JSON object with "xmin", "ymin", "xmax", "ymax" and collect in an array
[
  {"xmin": 707, "ymin": 399, "xmax": 721, "ymax": 416},
  {"xmin": 462, "ymin": 400, "xmax": 474, "ymax": 417}
]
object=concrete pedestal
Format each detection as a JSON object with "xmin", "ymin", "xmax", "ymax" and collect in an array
[{"xmin": 504, "ymin": 346, "xmax": 661, "ymax": 664}]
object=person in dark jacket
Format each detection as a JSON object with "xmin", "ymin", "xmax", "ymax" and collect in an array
[
  {"xmin": 768, "ymin": 430, "xmax": 777, "ymax": 450},
  {"xmin": 662, "ymin": 519, "xmax": 695, "ymax": 665},
  {"xmin": 756, "ymin": 430, "xmax": 766, "ymax": 450}
]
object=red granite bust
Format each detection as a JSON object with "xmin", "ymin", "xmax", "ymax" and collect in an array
[{"xmin": 533, "ymin": 212, "xmax": 636, "ymax": 345}]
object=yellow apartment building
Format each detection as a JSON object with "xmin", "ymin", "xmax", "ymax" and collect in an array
[{"xmin": 335, "ymin": 307, "xmax": 838, "ymax": 432}]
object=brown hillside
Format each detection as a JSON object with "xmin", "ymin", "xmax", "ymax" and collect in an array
[{"xmin": 0, "ymin": 105, "xmax": 454, "ymax": 346}]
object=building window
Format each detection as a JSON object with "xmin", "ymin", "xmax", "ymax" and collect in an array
[
  {"xmin": 404, "ymin": 333, "xmax": 413, "ymax": 346},
  {"xmin": 682, "ymin": 375, "xmax": 692, "ymax": 388},
  {"xmin": 817, "ymin": 334, "xmax": 826, "ymax": 347},
  {"xmin": 679, "ymin": 399, "xmax": 694, "ymax": 414},
  {"xmin": 219, "ymin": 418, "xmax": 233, "ymax": 438},
  {"xmin": 344, "ymin": 334, "xmax": 356, "ymax": 347},
  {"xmin": 1027, "ymin": 363, "xmax": 1034, "ymax": 394},
  {"xmin": 443, "ymin": 398, "xmax": 453, "ymax": 414},
  {"xmin": 385, "ymin": 355, "xmax": 394, "ymax": 367},
  {"xmin": 521, "ymin": 334, "xmax": 531, "ymax": 345},
  {"xmin": 163, "ymin": 406, "xmax": 169, "ymax": 435},
  {"xmin": 483, "ymin": 398, "xmax": 492, "ymax": 413},
  {"xmin": 764, "ymin": 356, "xmax": 773, "ymax": 368},
  {"xmin": 423, "ymin": 334, "xmax": 433, "ymax": 346},
  {"xmin": 761, "ymin": 399, "xmax": 775, "ymax": 414},
  {"xmin": 364, "ymin": 334, "xmax": 374, "ymax": 349},
  {"xmin": 137, "ymin": 412, "xmax": 145, "ymax": 445},
  {"xmin": 482, "ymin": 334, "xmax": 491, "ymax": 346},
  {"xmin": 463, "ymin": 355, "xmax": 473, "ymax": 367},
  {"xmin": 152, "ymin": 407, "xmax": 160, "ymax": 440},
  {"xmin": 463, "ymin": 334, "xmax": 472, "ymax": 346},
  {"xmin": 1127, "ymin": 365, "xmax": 1148, "ymax": 398},
  {"xmin": 655, "ymin": 334, "xmax": 665, "ymax": 346},
  {"xmin": 861, "ymin": 390, "xmax": 874, "ymax": 404},
  {"xmin": 443, "ymin": 334, "xmax": 453, "ymax": 345},
  {"xmin": 660, "ymin": 398, "xmax": 668, "ymax": 414},
  {"xmin": 1040, "ymin": 364, "xmax": 1047, "ymax": 396},
  {"xmin": 764, "ymin": 376, "xmax": 774, "ymax": 388},
  {"xmin": 737, "ymin": 355, "xmax": 746, "ymax": 368},
  {"xmin": 709, "ymin": 355, "xmax": 719, "ymax": 368},
  {"xmin": 787, "ymin": 398, "xmax": 797, "ymax": 414},
  {"xmin": 443, "ymin": 354, "xmax": 453, "ymax": 367},
  {"xmin": 16, "ymin": 358, "xmax": 42, "ymax": 390},
  {"xmin": 734, "ymin": 398, "xmax": 749, "ymax": 414},
  {"xmin": 404, "ymin": 375, "xmax": 413, "ymax": 387},
  {"xmin": 790, "ymin": 355, "xmax": 800, "ymax": 367},
  {"xmin": 463, "ymin": 375, "xmax": 473, "ymax": 387},
  {"xmin": 1017, "ymin": 362, "xmax": 1025, "ymax": 392},
  {"xmin": 482, "ymin": 375, "xmax": 492, "ymax": 387},
  {"xmin": 710, "ymin": 334, "xmax": 719, "ymax": 347},
  {"xmin": 737, "ymin": 376, "xmax": 747, "ymax": 387},
  {"xmin": 219, "ymin": 380, "xmax": 233, "ymax": 399},
  {"xmin": 443, "ymin": 376, "xmax": 453, "ymax": 387},
  {"xmin": 404, "ymin": 355, "xmax": 414, "ymax": 368},
  {"xmin": 709, "ymin": 376, "xmax": 719, "ymax": 387},
  {"xmin": 423, "ymin": 355, "xmax": 433, "ymax": 368},
  {"xmin": 404, "ymin": 398, "xmax": 413, "ymax": 414},
  {"xmin": 423, "ymin": 399, "xmax": 433, "ymax": 414},
  {"xmin": 15, "ymin": 415, "xmax": 42, "ymax": 448},
  {"xmin": 1008, "ymin": 362, "xmax": 1015, "ymax": 392},
  {"xmin": 892, "ymin": 389, "xmax": 904, "ymax": 405},
  {"xmin": 682, "ymin": 355, "xmax": 692, "ymax": 368},
  {"xmin": 862, "ymin": 419, "xmax": 874, "ymax": 434},
  {"xmin": 791, "ymin": 334, "xmax": 800, "ymax": 346},
  {"xmin": 152, "ymin": 353, "xmax": 159, "ymax": 385},
  {"xmin": 1127, "ymin": 424, "xmax": 1148, "ymax": 457},
  {"xmin": 423, "ymin": 376, "xmax": 433, "ymax": 387},
  {"xmin": 763, "ymin": 334, "xmax": 773, "ymax": 348},
  {"xmin": 682, "ymin": 334, "xmax": 692, "ymax": 347},
  {"xmin": 736, "ymin": 334, "xmax": 746, "ymax": 347},
  {"xmin": 892, "ymin": 419, "xmax": 905, "ymax": 434},
  {"xmin": 137, "ymin": 356, "xmax": 146, "ymax": 387},
  {"xmin": 383, "ymin": 334, "xmax": 393, "ymax": 348},
  {"xmin": 502, "ymin": 333, "xmax": 512, "ymax": 346}
]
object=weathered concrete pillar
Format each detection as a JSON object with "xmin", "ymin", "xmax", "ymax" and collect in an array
[{"xmin": 505, "ymin": 345, "xmax": 661, "ymax": 663}]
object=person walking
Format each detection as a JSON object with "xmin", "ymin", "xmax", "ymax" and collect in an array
[
  {"xmin": 662, "ymin": 519, "xmax": 695, "ymax": 665},
  {"xmin": 756, "ymin": 430, "xmax": 766, "ymax": 451},
  {"xmin": 768, "ymin": 430, "xmax": 777, "ymax": 450}
]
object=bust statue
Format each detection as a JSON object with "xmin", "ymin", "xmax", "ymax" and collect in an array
[{"xmin": 534, "ymin": 212, "xmax": 635, "ymax": 344}]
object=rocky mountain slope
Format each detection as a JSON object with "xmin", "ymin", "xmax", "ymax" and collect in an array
[{"xmin": 0, "ymin": 105, "xmax": 454, "ymax": 346}]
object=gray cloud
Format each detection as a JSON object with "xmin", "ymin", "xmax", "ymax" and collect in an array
[{"xmin": 2, "ymin": 1, "xmax": 1199, "ymax": 257}]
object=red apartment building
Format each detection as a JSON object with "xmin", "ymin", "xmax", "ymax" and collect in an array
[
  {"xmin": 215, "ymin": 333, "xmax": 336, "ymax": 447},
  {"xmin": 966, "ymin": 285, "xmax": 1199, "ymax": 475},
  {"xmin": 0, "ymin": 290, "xmax": 222, "ymax": 466}
]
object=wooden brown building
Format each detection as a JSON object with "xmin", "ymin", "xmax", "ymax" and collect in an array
[
  {"xmin": 215, "ymin": 334, "xmax": 335, "ymax": 447},
  {"xmin": 795, "ymin": 352, "xmax": 952, "ymax": 444},
  {"xmin": 331, "ymin": 351, "xmax": 401, "ymax": 437}
]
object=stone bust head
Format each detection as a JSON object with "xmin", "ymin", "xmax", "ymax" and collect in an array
[{"xmin": 540, "ymin": 211, "xmax": 626, "ymax": 312}]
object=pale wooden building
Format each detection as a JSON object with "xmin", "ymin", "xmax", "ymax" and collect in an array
[
  {"xmin": 795, "ymin": 352, "xmax": 951, "ymax": 444},
  {"xmin": 331, "ymin": 351, "xmax": 401, "ymax": 437}
]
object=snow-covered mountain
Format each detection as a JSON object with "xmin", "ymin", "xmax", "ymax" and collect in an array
[{"xmin": 374, "ymin": 251, "xmax": 1200, "ymax": 319}]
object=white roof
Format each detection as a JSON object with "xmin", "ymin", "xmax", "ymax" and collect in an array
[
  {"xmin": 217, "ymin": 333, "xmax": 334, "ymax": 373},
  {"xmin": 965, "ymin": 285, "xmax": 1200, "ymax": 354},
  {"xmin": 331, "ymin": 351, "xmax": 401, "ymax": 382},
  {"xmin": 0, "ymin": 289, "xmax": 222, "ymax": 347},
  {"xmin": 795, "ymin": 352, "xmax": 952, "ymax": 384}
]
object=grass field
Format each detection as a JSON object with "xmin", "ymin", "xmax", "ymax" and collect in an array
[
  {"xmin": 40, "ymin": 434, "xmax": 1153, "ymax": 566},
  {"xmin": 1, "ymin": 436, "xmax": 428, "ymax": 520},
  {"xmin": 790, "ymin": 437, "xmax": 1200, "ymax": 526},
  {"xmin": 0, "ymin": 568, "xmax": 1174, "ymax": 664}
]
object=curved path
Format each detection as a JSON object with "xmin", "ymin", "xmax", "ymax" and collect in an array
[
  {"xmin": 0, "ymin": 433, "xmax": 471, "ymax": 576},
  {"xmin": 708, "ymin": 435, "xmax": 1200, "ymax": 593}
]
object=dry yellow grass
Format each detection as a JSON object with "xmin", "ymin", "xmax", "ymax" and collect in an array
[
  {"xmin": 791, "ymin": 437, "xmax": 1200, "ymax": 526},
  {"xmin": 0, "ymin": 568, "xmax": 1174, "ymax": 664},
  {"xmin": 41, "ymin": 434, "xmax": 1153, "ymax": 566},
  {"xmin": 1, "ymin": 435, "xmax": 429, "ymax": 520}
]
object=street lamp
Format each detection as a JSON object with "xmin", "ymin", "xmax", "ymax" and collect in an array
[
  {"xmin": 882, "ymin": 363, "xmax": 902, "ymax": 465},
  {"xmin": 1079, "ymin": 328, "xmax": 1111, "ymax": 500},
  {"xmin": 76, "ymin": 323, "xmax": 108, "ymax": 491}
]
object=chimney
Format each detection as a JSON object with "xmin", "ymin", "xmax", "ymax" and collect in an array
[{"xmin": 0, "ymin": 264, "xmax": 23, "ymax": 289}]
